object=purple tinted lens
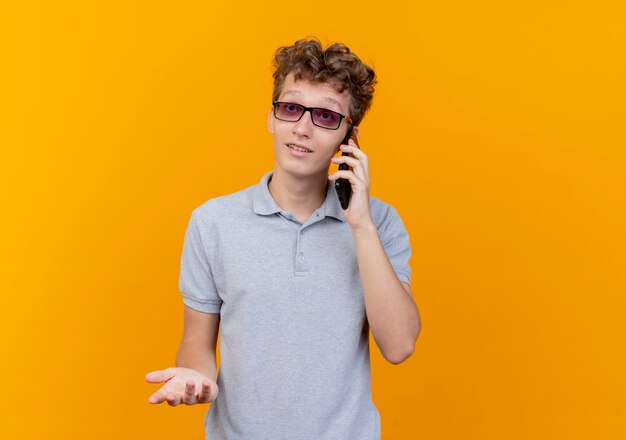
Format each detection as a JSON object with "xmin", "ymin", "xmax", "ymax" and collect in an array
[
  {"xmin": 276, "ymin": 103, "xmax": 304, "ymax": 120},
  {"xmin": 312, "ymin": 108, "xmax": 341, "ymax": 128}
]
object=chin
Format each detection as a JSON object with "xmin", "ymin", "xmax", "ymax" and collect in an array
[{"xmin": 276, "ymin": 161, "xmax": 329, "ymax": 180}]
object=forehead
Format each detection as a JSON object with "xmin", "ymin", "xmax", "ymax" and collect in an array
[{"xmin": 279, "ymin": 73, "xmax": 350, "ymax": 112}]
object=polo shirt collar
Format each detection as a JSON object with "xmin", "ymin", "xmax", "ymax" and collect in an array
[
  {"xmin": 253, "ymin": 171, "xmax": 346, "ymax": 222},
  {"xmin": 322, "ymin": 176, "xmax": 346, "ymax": 222}
]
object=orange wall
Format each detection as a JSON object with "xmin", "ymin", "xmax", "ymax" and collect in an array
[{"xmin": 1, "ymin": 1, "xmax": 625, "ymax": 439}]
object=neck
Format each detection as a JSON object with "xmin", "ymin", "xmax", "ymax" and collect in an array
[{"xmin": 268, "ymin": 169, "xmax": 328, "ymax": 223}]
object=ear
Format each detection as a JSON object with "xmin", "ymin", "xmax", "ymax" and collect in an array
[
  {"xmin": 267, "ymin": 108, "xmax": 275, "ymax": 134},
  {"xmin": 352, "ymin": 126, "xmax": 360, "ymax": 140}
]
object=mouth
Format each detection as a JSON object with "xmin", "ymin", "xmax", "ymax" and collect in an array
[{"xmin": 286, "ymin": 143, "xmax": 313, "ymax": 153}]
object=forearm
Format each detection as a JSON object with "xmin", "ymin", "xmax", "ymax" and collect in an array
[
  {"xmin": 352, "ymin": 222, "xmax": 421, "ymax": 364},
  {"xmin": 176, "ymin": 341, "xmax": 218, "ymax": 382}
]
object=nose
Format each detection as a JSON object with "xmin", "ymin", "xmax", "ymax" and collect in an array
[{"xmin": 292, "ymin": 109, "xmax": 314, "ymax": 138}]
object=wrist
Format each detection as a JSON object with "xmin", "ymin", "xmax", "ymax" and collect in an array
[{"xmin": 349, "ymin": 219, "xmax": 377, "ymax": 237}]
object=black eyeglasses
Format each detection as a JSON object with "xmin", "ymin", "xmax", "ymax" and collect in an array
[{"xmin": 272, "ymin": 101, "xmax": 353, "ymax": 130}]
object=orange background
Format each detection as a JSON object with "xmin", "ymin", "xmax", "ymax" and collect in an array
[{"xmin": 1, "ymin": 1, "xmax": 625, "ymax": 439}]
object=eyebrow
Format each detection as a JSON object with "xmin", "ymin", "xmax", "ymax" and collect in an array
[{"xmin": 281, "ymin": 90, "xmax": 344, "ymax": 111}]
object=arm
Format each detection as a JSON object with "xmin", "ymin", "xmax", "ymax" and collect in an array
[
  {"xmin": 330, "ymin": 141, "xmax": 421, "ymax": 365},
  {"xmin": 176, "ymin": 305, "xmax": 220, "ymax": 380},
  {"xmin": 145, "ymin": 305, "xmax": 221, "ymax": 405},
  {"xmin": 351, "ymin": 225, "xmax": 421, "ymax": 364}
]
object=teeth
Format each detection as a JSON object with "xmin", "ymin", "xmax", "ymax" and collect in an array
[{"xmin": 287, "ymin": 144, "xmax": 311, "ymax": 153}]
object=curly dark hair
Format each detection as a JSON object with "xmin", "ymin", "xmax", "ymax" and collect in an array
[{"xmin": 271, "ymin": 38, "xmax": 377, "ymax": 127}]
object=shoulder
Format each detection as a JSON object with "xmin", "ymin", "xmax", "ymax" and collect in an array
[
  {"xmin": 190, "ymin": 181, "xmax": 257, "ymax": 225},
  {"xmin": 369, "ymin": 195, "xmax": 405, "ymax": 230},
  {"xmin": 369, "ymin": 196, "xmax": 412, "ymax": 272}
]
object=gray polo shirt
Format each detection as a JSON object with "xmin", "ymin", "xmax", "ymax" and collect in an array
[{"xmin": 180, "ymin": 171, "xmax": 411, "ymax": 440}]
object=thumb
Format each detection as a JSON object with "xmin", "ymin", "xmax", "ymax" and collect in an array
[{"xmin": 145, "ymin": 368, "xmax": 175, "ymax": 383}]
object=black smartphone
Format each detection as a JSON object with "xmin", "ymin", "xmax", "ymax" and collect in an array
[{"xmin": 334, "ymin": 127, "xmax": 360, "ymax": 209}]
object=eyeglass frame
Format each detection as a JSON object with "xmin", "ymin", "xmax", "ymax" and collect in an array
[{"xmin": 272, "ymin": 101, "xmax": 354, "ymax": 130}]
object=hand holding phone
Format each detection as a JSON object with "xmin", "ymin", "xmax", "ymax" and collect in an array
[{"xmin": 334, "ymin": 127, "xmax": 360, "ymax": 209}]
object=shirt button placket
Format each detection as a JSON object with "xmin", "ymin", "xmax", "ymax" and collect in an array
[{"xmin": 295, "ymin": 228, "xmax": 308, "ymax": 276}]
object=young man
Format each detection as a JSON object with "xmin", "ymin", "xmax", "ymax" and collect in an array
[{"xmin": 146, "ymin": 38, "xmax": 421, "ymax": 440}]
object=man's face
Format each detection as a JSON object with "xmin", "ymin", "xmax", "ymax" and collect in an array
[{"xmin": 268, "ymin": 73, "xmax": 354, "ymax": 179}]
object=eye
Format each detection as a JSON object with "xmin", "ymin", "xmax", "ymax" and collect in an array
[
  {"xmin": 285, "ymin": 104, "xmax": 300, "ymax": 113},
  {"xmin": 314, "ymin": 109, "xmax": 341, "ymax": 127}
]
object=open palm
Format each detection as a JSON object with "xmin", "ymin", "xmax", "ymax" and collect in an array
[{"xmin": 145, "ymin": 367, "xmax": 218, "ymax": 406}]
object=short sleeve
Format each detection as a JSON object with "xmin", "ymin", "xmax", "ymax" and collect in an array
[
  {"xmin": 378, "ymin": 205, "xmax": 412, "ymax": 286},
  {"xmin": 178, "ymin": 211, "xmax": 223, "ymax": 313}
]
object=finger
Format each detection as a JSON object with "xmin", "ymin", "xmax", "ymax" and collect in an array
[
  {"xmin": 328, "ymin": 170, "xmax": 365, "ymax": 189},
  {"xmin": 183, "ymin": 380, "xmax": 196, "ymax": 404},
  {"xmin": 340, "ymin": 144, "xmax": 369, "ymax": 180},
  {"xmin": 166, "ymin": 392, "xmax": 181, "ymax": 407},
  {"xmin": 148, "ymin": 390, "xmax": 168, "ymax": 404},
  {"xmin": 340, "ymin": 143, "xmax": 366, "ymax": 158},
  {"xmin": 198, "ymin": 380, "xmax": 212, "ymax": 403},
  {"xmin": 340, "ymin": 143, "xmax": 368, "ymax": 164},
  {"xmin": 331, "ymin": 155, "xmax": 359, "ymax": 167},
  {"xmin": 331, "ymin": 156, "xmax": 368, "ymax": 182},
  {"xmin": 340, "ymin": 138, "xmax": 360, "ymax": 148},
  {"xmin": 145, "ymin": 369, "xmax": 175, "ymax": 384}
]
